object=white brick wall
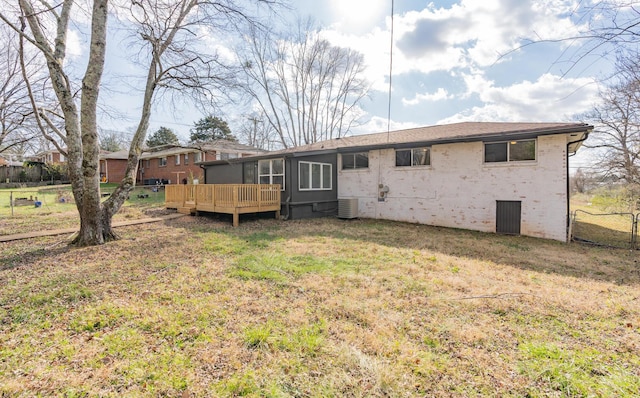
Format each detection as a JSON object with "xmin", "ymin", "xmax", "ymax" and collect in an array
[{"xmin": 338, "ymin": 134, "xmax": 569, "ymax": 241}]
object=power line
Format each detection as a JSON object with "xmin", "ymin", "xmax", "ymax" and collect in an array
[{"xmin": 386, "ymin": 0, "xmax": 394, "ymax": 139}]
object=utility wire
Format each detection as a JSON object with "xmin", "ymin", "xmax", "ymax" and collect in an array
[{"xmin": 387, "ymin": 0, "xmax": 394, "ymax": 140}]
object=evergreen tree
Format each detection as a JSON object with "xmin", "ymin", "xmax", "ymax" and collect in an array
[
  {"xmin": 146, "ymin": 126, "xmax": 179, "ymax": 148},
  {"xmin": 190, "ymin": 115, "xmax": 236, "ymax": 143}
]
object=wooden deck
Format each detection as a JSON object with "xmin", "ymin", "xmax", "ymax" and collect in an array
[{"xmin": 165, "ymin": 184, "xmax": 281, "ymax": 226}]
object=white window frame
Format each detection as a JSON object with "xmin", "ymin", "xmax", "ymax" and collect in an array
[
  {"xmin": 484, "ymin": 139, "xmax": 537, "ymax": 163},
  {"xmin": 395, "ymin": 147, "xmax": 430, "ymax": 167},
  {"xmin": 299, "ymin": 161, "xmax": 332, "ymax": 191},
  {"xmin": 184, "ymin": 153, "xmax": 189, "ymax": 165},
  {"xmin": 194, "ymin": 152, "xmax": 202, "ymax": 163},
  {"xmin": 175, "ymin": 154, "xmax": 180, "ymax": 165},
  {"xmin": 159, "ymin": 157, "xmax": 167, "ymax": 167},
  {"xmin": 258, "ymin": 158, "xmax": 285, "ymax": 190}
]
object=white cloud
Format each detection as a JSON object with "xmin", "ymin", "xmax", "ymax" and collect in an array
[
  {"xmin": 402, "ymin": 88, "xmax": 453, "ymax": 106},
  {"xmin": 438, "ymin": 72, "xmax": 598, "ymax": 123},
  {"xmin": 328, "ymin": 0, "xmax": 388, "ymax": 34},
  {"xmin": 320, "ymin": 0, "xmax": 586, "ymax": 92},
  {"xmin": 396, "ymin": 0, "xmax": 583, "ymax": 69},
  {"xmin": 66, "ymin": 29, "xmax": 83, "ymax": 59}
]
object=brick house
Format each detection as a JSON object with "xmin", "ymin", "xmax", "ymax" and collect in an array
[
  {"xmin": 137, "ymin": 140, "xmax": 266, "ymax": 185},
  {"xmin": 201, "ymin": 122, "xmax": 593, "ymax": 242},
  {"xmin": 32, "ymin": 149, "xmax": 66, "ymax": 164},
  {"xmin": 99, "ymin": 150, "xmax": 129, "ymax": 183}
]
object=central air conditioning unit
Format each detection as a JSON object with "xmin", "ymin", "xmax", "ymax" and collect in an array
[{"xmin": 338, "ymin": 198, "xmax": 358, "ymax": 219}]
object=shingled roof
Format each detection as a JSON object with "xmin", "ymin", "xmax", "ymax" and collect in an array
[
  {"xmin": 200, "ymin": 121, "xmax": 592, "ymax": 165},
  {"xmin": 274, "ymin": 122, "xmax": 592, "ymax": 154}
]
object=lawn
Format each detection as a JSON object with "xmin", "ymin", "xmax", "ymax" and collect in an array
[
  {"xmin": 570, "ymin": 191, "xmax": 639, "ymax": 248},
  {"xmin": 0, "ymin": 184, "xmax": 166, "ymax": 235},
  {"xmin": 1, "ymin": 213, "xmax": 639, "ymax": 396}
]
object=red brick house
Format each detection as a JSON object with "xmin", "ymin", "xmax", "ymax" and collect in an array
[
  {"xmin": 137, "ymin": 140, "xmax": 266, "ymax": 185},
  {"xmin": 32, "ymin": 149, "xmax": 66, "ymax": 164},
  {"xmin": 99, "ymin": 150, "xmax": 129, "ymax": 183}
]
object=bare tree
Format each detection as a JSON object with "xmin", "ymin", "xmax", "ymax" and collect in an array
[
  {"xmin": 235, "ymin": 113, "xmax": 279, "ymax": 150},
  {"xmin": 0, "ymin": 0, "xmax": 278, "ymax": 246},
  {"xmin": 99, "ymin": 128, "xmax": 132, "ymax": 152},
  {"xmin": 585, "ymin": 54, "xmax": 640, "ymax": 186},
  {"xmin": 0, "ymin": 24, "xmax": 41, "ymax": 154},
  {"xmin": 240, "ymin": 19, "xmax": 369, "ymax": 148}
]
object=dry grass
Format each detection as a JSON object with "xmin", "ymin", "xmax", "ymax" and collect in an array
[
  {"xmin": 1, "ymin": 214, "xmax": 639, "ymax": 397},
  {"xmin": 0, "ymin": 185, "xmax": 166, "ymax": 236}
]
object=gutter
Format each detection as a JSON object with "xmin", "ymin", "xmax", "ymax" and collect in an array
[{"xmin": 566, "ymin": 131, "xmax": 591, "ymax": 240}]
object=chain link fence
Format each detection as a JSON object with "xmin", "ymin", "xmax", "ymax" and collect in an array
[{"xmin": 571, "ymin": 210, "xmax": 638, "ymax": 249}]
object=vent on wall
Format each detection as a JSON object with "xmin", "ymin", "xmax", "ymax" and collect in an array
[{"xmin": 338, "ymin": 198, "xmax": 358, "ymax": 219}]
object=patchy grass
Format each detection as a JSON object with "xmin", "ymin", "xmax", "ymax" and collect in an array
[
  {"xmin": 570, "ymin": 192, "xmax": 638, "ymax": 248},
  {"xmin": 0, "ymin": 185, "xmax": 166, "ymax": 235},
  {"xmin": 1, "ymin": 216, "xmax": 639, "ymax": 396}
]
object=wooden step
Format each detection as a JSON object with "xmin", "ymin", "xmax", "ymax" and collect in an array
[{"xmin": 177, "ymin": 207, "xmax": 195, "ymax": 215}]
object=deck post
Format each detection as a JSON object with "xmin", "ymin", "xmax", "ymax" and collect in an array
[{"xmin": 233, "ymin": 211, "xmax": 239, "ymax": 227}]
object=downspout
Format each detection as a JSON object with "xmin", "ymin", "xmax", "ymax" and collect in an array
[
  {"xmin": 566, "ymin": 132, "xmax": 590, "ymax": 239},
  {"xmin": 283, "ymin": 154, "xmax": 292, "ymax": 220},
  {"xmin": 200, "ymin": 164, "xmax": 206, "ymax": 184}
]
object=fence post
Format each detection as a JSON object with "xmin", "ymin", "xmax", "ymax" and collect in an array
[
  {"xmin": 631, "ymin": 213, "xmax": 640, "ymax": 249},
  {"xmin": 567, "ymin": 210, "xmax": 575, "ymax": 243}
]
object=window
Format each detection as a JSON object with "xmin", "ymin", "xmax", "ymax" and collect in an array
[
  {"xmin": 341, "ymin": 152, "xmax": 368, "ymax": 170},
  {"xmin": 299, "ymin": 161, "xmax": 332, "ymax": 190},
  {"xmin": 218, "ymin": 152, "xmax": 239, "ymax": 160},
  {"xmin": 175, "ymin": 154, "xmax": 180, "ymax": 165},
  {"xmin": 258, "ymin": 158, "xmax": 284, "ymax": 190},
  {"xmin": 484, "ymin": 139, "xmax": 536, "ymax": 163},
  {"xmin": 146, "ymin": 159, "xmax": 151, "ymax": 168},
  {"xmin": 243, "ymin": 162, "xmax": 256, "ymax": 184},
  {"xmin": 194, "ymin": 152, "xmax": 202, "ymax": 163},
  {"xmin": 396, "ymin": 147, "xmax": 430, "ymax": 167},
  {"xmin": 159, "ymin": 157, "xmax": 167, "ymax": 167},
  {"xmin": 184, "ymin": 153, "xmax": 189, "ymax": 165}
]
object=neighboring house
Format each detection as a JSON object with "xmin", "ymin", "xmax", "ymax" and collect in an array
[
  {"xmin": 138, "ymin": 140, "xmax": 267, "ymax": 185},
  {"xmin": 32, "ymin": 148, "xmax": 66, "ymax": 164},
  {"xmin": 99, "ymin": 150, "xmax": 129, "ymax": 183},
  {"xmin": 200, "ymin": 122, "xmax": 593, "ymax": 242}
]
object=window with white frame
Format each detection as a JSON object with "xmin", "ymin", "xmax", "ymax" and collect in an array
[
  {"xmin": 396, "ymin": 147, "xmax": 430, "ymax": 167},
  {"xmin": 258, "ymin": 158, "xmax": 284, "ymax": 190},
  {"xmin": 175, "ymin": 154, "xmax": 180, "ymax": 165},
  {"xmin": 341, "ymin": 152, "xmax": 369, "ymax": 170},
  {"xmin": 484, "ymin": 139, "xmax": 536, "ymax": 163},
  {"xmin": 299, "ymin": 161, "xmax": 332, "ymax": 190},
  {"xmin": 184, "ymin": 153, "xmax": 189, "ymax": 165},
  {"xmin": 159, "ymin": 157, "xmax": 167, "ymax": 167},
  {"xmin": 194, "ymin": 152, "xmax": 202, "ymax": 163}
]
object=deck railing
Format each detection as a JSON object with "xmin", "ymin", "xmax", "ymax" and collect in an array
[{"xmin": 165, "ymin": 184, "xmax": 281, "ymax": 226}]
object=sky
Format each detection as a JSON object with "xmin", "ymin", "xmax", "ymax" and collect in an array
[{"xmin": 89, "ymin": 0, "xmax": 614, "ymax": 162}]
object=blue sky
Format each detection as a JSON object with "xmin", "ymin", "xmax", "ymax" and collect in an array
[{"xmin": 92, "ymin": 0, "xmax": 612, "ymax": 145}]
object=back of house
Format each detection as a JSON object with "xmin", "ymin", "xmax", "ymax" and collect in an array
[{"xmin": 201, "ymin": 122, "xmax": 592, "ymax": 241}]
